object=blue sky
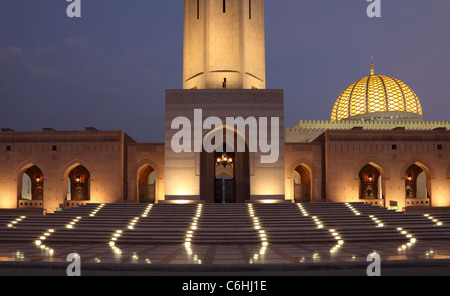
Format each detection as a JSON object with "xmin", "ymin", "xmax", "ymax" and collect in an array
[{"xmin": 0, "ymin": 0, "xmax": 449, "ymax": 142}]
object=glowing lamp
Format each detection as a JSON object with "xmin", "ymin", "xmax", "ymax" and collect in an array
[{"xmin": 216, "ymin": 153, "xmax": 233, "ymax": 167}]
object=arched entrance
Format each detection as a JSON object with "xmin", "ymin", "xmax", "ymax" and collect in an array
[
  {"xmin": 404, "ymin": 163, "xmax": 431, "ymax": 207},
  {"xmin": 200, "ymin": 126, "xmax": 250, "ymax": 203},
  {"xmin": 294, "ymin": 165, "xmax": 311, "ymax": 202},
  {"xmin": 67, "ymin": 165, "xmax": 91, "ymax": 201},
  {"xmin": 137, "ymin": 165, "xmax": 156, "ymax": 204},
  {"xmin": 214, "ymin": 143, "xmax": 236, "ymax": 203},
  {"xmin": 358, "ymin": 164, "xmax": 385, "ymax": 205},
  {"xmin": 19, "ymin": 165, "xmax": 44, "ymax": 201}
]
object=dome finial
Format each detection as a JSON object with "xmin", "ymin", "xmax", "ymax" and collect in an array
[{"xmin": 370, "ymin": 56, "xmax": 374, "ymax": 75}]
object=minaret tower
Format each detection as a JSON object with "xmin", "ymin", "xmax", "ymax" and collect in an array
[{"xmin": 183, "ymin": 0, "xmax": 266, "ymax": 89}]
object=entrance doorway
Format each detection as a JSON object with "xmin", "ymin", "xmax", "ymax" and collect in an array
[
  {"xmin": 67, "ymin": 165, "xmax": 91, "ymax": 201},
  {"xmin": 359, "ymin": 164, "xmax": 384, "ymax": 201},
  {"xmin": 214, "ymin": 149, "xmax": 235, "ymax": 203},
  {"xmin": 20, "ymin": 165, "xmax": 44, "ymax": 201},
  {"xmin": 200, "ymin": 127, "xmax": 250, "ymax": 203},
  {"xmin": 294, "ymin": 165, "xmax": 311, "ymax": 202},
  {"xmin": 138, "ymin": 165, "xmax": 156, "ymax": 204},
  {"xmin": 404, "ymin": 163, "xmax": 431, "ymax": 206}
]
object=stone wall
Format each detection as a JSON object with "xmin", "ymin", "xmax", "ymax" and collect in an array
[
  {"xmin": 0, "ymin": 129, "xmax": 128, "ymax": 212},
  {"xmin": 323, "ymin": 129, "xmax": 450, "ymax": 209}
]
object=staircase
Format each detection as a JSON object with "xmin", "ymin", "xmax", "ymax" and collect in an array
[{"xmin": 1, "ymin": 202, "xmax": 450, "ymax": 247}]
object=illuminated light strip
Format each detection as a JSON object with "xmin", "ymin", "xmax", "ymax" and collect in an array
[
  {"xmin": 424, "ymin": 214, "xmax": 444, "ymax": 227},
  {"xmin": 396, "ymin": 227, "xmax": 418, "ymax": 251},
  {"xmin": 88, "ymin": 204, "xmax": 106, "ymax": 217},
  {"xmin": 35, "ymin": 213, "xmax": 79, "ymax": 254},
  {"xmin": 250, "ymin": 245, "xmax": 268, "ymax": 264},
  {"xmin": 141, "ymin": 204, "xmax": 153, "ymax": 218},
  {"xmin": 185, "ymin": 204, "xmax": 203, "ymax": 248},
  {"xmin": 345, "ymin": 203, "xmax": 384, "ymax": 227},
  {"xmin": 248, "ymin": 204, "xmax": 269, "ymax": 247},
  {"xmin": 67, "ymin": 204, "xmax": 105, "ymax": 229},
  {"xmin": 296, "ymin": 204, "xmax": 344, "ymax": 254},
  {"xmin": 345, "ymin": 203, "xmax": 361, "ymax": 216},
  {"xmin": 297, "ymin": 204, "xmax": 324, "ymax": 229},
  {"xmin": 343, "ymin": 204, "xmax": 417, "ymax": 252},
  {"xmin": 33, "ymin": 204, "xmax": 106, "ymax": 257},
  {"xmin": 34, "ymin": 229, "xmax": 55, "ymax": 255},
  {"xmin": 109, "ymin": 204, "xmax": 154, "ymax": 255},
  {"xmin": 6, "ymin": 216, "xmax": 27, "ymax": 228},
  {"xmin": 184, "ymin": 204, "xmax": 203, "ymax": 264}
]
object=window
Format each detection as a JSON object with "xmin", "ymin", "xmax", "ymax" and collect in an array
[
  {"xmin": 197, "ymin": 0, "xmax": 199, "ymax": 19},
  {"xmin": 392, "ymin": 144, "xmax": 397, "ymax": 150},
  {"xmin": 223, "ymin": 0, "xmax": 226, "ymax": 13},
  {"xmin": 52, "ymin": 145, "xmax": 57, "ymax": 151},
  {"xmin": 6, "ymin": 146, "xmax": 11, "ymax": 152},
  {"xmin": 249, "ymin": 0, "xmax": 251, "ymax": 19},
  {"xmin": 437, "ymin": 144, "xmax": 443, "ymax": 150}
]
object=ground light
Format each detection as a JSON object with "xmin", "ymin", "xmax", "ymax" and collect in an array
[
  {"xmin": 248, "ymin": 204, "xmax": 269, "ymax": 247},
  {"xmin": 296, "ymin": 203, "xmax": 344, "ymax": 256},
  {"xmin": 108, "ymin": 204, "xmax": 154, "ymax": 259},
  {"xmin": 6, "ymin": 216, "xmax": 26, "ymax": 228},
  {"xmin": 184, "ymin": 204, "xmax": 203, "ymax": 264},
  {"xmin": 424, "ymin": 214, "xmax": 444, "ymax": 227},
  {"xmin": 248, "ymin": 204, "xmax": 269, "ymax": 264}
]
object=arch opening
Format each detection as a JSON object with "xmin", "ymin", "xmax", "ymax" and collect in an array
[
  {"xmin": 405, "ymin": 163, "xmax": 431, "ymax": 207},
  {"xmin": 294, "ymin": 165, "xmax": 312, "ymax": 202},
  {"xmin": 19, "ymin": 165, "xmax": 44, "ymax": 201},
  {"xmin": 66, "ymin": 165, "xmax": 91, "ymax": 201},
  {"xmin": 137, "ymin": 165, "xmax": 156, "ymax": 204},
  {"xmin": 358, "ymin": 164, "xmax": 385, "ymax": 202},
  {"xmin": 201, "ymin": 126, "xmax": 250, "ymax": 203}
]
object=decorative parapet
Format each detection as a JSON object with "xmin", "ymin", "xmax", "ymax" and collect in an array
[
  {"xmin": 286, "ymin": 120, "xmax": 449, "ymax": 143},
  {"xmin": 290, "ymin": 119, "xmax": 450, "ymax": 131}
]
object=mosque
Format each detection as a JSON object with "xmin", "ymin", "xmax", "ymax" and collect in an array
[{"xmin": 0, "ymin": 0, "xmax": 449, "ymax": 214}]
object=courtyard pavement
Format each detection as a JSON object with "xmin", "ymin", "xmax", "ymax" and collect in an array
[{"xmin": 1, "ymin": 240, "xmax": 450, "ymax": 276}]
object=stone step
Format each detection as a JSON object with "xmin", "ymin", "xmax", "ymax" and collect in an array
[{"xmin": 1, "ymin": 203, "xmax": 450, "ymax": 246}]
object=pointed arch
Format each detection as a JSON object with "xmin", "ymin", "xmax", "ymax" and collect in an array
[
  {"xmin": 14, "ymin": 160, "xmax": 47, "ymax": 206},
  {"xmin": 289, "ymin": 158, "xmax": 317, "ymax": 203},
  {"xmin": 200, "ymin": 125, "xmax": 249, "ymax": 203},
  {"xmin": 131, "ymin": 157, "xmax": 163, "ymax": 203},
  {"xmin": 131, "ymin": 157, "xmax": 162, "ymax": 179},
  {"xmin": 13, "ymin": 160, "xmax": 47, "ymax": 181},
  {"xmin": 400, "ymin": 156, "xmax": 436, "ymax": 179},
  {"xmin": 353, "ymin": 157, "xmax": 390, "ymax": 180},
  {"xmin": 202, "ymin": 124, "xmax": 249, "ymax": 152},
  {"xmin": 59, "ymin": 159, "xmax": 95, "ymax": 202},
  {"xmin": 59, "ymin": 158, "xmax": 96, "ymax": 181},
  {"xmin": 289, "ymin": 158, "xmax": 318, "ymax": 179}
]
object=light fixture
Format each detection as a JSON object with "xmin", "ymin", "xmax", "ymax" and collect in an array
[
  {"xmin": 217, "ymin": 153, "xmax": 232, "ymax": 167},
  {"xmin": 407, "ymin": 174, "xmax": 413, "ymax": 182},
  {"xmin": 75, "ymin": 176, "xmax": 81, "ymax": 185},
  {"xmin": 35, "ymin": 175, "xmax": 41, "ymax": 184},
  {"xmin": 367, "ymin": 174, "xmax": 374, "ymax": 183}
]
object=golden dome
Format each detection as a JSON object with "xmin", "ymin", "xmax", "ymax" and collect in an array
[{"xmin": 331, "ymin": 59, "xmax": 423, "ymax": 122}]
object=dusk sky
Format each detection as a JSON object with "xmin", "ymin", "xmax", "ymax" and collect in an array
[{"xmin": 0, "ymin": 0, "xmax": 449, "ymax": 143}]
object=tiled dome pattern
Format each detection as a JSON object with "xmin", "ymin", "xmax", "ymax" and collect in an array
[{"xmin": 331, "ymin": 75, "xmax": 423, "ymax": 122}]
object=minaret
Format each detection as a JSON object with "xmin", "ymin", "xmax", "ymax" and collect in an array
[{"xmin": 183, "ymin": 0, "xmax": 266, "ymax": 90}]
